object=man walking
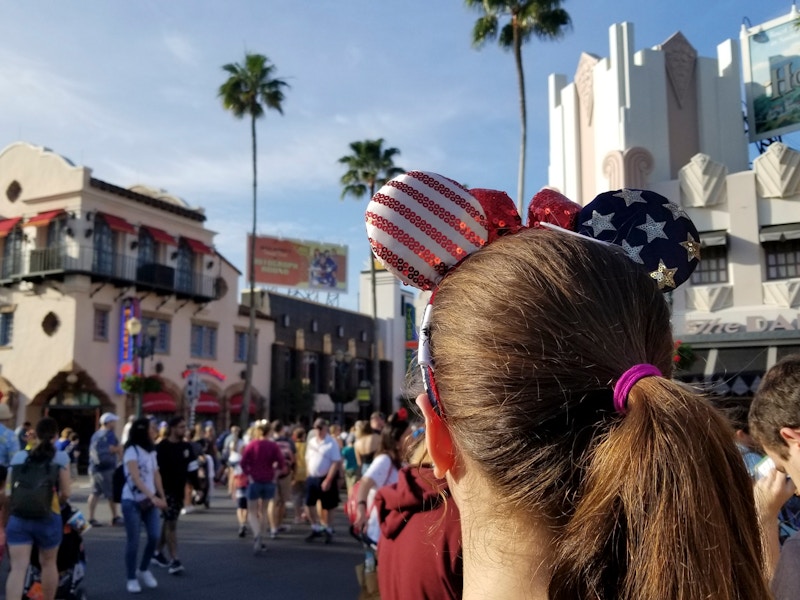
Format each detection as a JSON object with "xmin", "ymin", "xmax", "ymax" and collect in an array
[
  {"xmin": 87, "ymin": 412, "xmax": 122, "ymax": 527},
  {"xmin": 0, "ymin": 403, "xmax": 19, "ymax": 467},
  {"xmin": 304, "ymin": 418, "xmax": 342, "ymax": 544},
  {"xmin": 240, "ymin": 421, "xmax": 285, "ymax": 554},
  {"xmin": 152, "ymin": 416, "xmax": 198, "ymax": 575}
]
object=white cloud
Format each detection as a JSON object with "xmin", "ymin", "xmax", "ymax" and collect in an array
[{"xmin": 162, "ymin": 33, "xmax": 197, "ymax": 66}]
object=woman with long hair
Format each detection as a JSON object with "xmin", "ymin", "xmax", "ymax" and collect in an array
[
  {"xmin": 121, "ymin": 417, "xmax": 166, "ymax": 593},
  {"xmin": 366, "ymin": 173, "xmax": 771, "ymax": 599},
  {"xmin": 5, "ymin": 417, "xmax": 71, "ymax": 600}
]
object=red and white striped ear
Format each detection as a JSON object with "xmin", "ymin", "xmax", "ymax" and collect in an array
[{"xmin": 365, "ymin": 171, "xmax": 489, "ymax": 290}]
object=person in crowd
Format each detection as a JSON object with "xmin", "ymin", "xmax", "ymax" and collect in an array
[
  {"xmin": 228, "ymin": 451, "xmax": 250, "ymax": 538},
  {"xmin": 5, "ymin": 417, "xmax": 71, "ymax": 600},
  {"xmin": 341, "ymin": 425, "xmax": 360, "ymax": 497},
  {"xmin": 291, "ymin": 427, "xmax": 308, "ymax": 524},
  {"xmin": 304, "ymin": 418, "xmax": 342, "ymax": 543},
  {"xmin": 365, "ymin": 174, "xmax": 771, "ymax": 599},
  {"xmin": 0, "ymin": 403, "xmax": 20, "ymax": 467},
  {"xmin": 268, "ymin": 420, "xmax": 295, "ymax": 537},
  {"xmin": 240, "ymin": 420, "xmax": 285, "ymax": 554},
  {"xmin": 151, "ymin": 416, "xmax": 198, "ymax": 575},
  {"xmin": 88, "ymin": 412, "xmax": 123, "ymax": 527},
  {"xmin": 353, "ymin": 410, "xmax": 411, "ymax": 545},
  {"xmin": 749, "ymin": 354, "xmax": 800, "ymax": 599},
  {"xmin": 0, "ymin": 464, "xmax": 8, "ymax": 564},
  {"xmin": 355, "ymin": 413, "xmax": 383, "ymax": 475},
  {"xmin": 120, "ymin": 417, "xmax": 167, "ymax": 594},
  {"xmin": 65, "ymin": 432, "xmax": 81, "ymax": 479},
  {"xmin": 15, "ymin": 421, "xmax": 32, "ymax": 451},
  {"xmin": 121, "ymin": 415, "xmax": 136, "ymax": 445},
  {"xmin": 55, "ymin": 427, "xmax": 73, "ymax": 452},
  {"xmin": 374, "ymin": 431, "xmax": 463, "ymax": 600}
]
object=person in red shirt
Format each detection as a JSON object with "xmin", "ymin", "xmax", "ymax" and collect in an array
[{"xmin": 240, "ymin": 421, "xmax": 285, "ymax": 554}]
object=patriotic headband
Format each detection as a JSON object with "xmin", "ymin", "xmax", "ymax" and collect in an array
[{"xmin": 365, "ymin": 170, "xmax": 700, "ymax": 292}]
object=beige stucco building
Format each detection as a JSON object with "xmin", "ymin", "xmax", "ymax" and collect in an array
[
  {"xmin": 548, "ymin": 21, "xmax": 800, "ymax": 396},
  {"xmin": 0, "ymin": 142, "xmax": 273, "ymax": 456}
]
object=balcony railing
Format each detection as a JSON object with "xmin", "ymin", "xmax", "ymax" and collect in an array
[{"xmin": 1, "ymin": 244, "xmax": 216, "ymax": 302}]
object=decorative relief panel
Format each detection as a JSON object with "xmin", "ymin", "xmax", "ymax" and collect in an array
[
  {"xmin": 685, "ymin": 285, "xmax": 733, "ymax": 312},
  {"xmin": 601, "ymin": 147, "xmax": 654, "ymax": 190},
  {"xmin": 763, "ymin": 279, "xmax": 800, "ymax": 308},
  {"xmin": 575, "ymin": 52, "xmax": 600, "ymax": 125},
  {"xmin": 678, "ymin": 153, "xmax": 728, "ymax": 207},
  {"xmin": 661, "ymin": 32, "xmax": 697, "ymax": 109},
  {"xmin": 602, "ymin": 151, "xmax": 624, "ymax": 190},
  {"xmin": 754, "ymin": 143, "xmax": 800, "ymax": 199}
]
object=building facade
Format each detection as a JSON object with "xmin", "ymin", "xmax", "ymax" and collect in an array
[
  {"xmin": 548, "ymin": 21, "xmax": 800, "ymax": 400},
  {"xmin": 0, "ymin": 142, "xmax": 274, "ymax": 463}
]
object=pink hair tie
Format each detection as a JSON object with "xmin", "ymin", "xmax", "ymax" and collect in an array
[{"xmin": 613, "ymin": 364, "xmax": 662, "ymax": 414}]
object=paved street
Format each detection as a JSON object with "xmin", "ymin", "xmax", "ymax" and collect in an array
[{"xmin": 1, "ymin": 477, "xmax": 364, "ymax": 599}]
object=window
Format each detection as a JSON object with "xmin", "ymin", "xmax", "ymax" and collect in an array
[
  {"xmin": 190, "ymin": 323, "xmax": 217, "ymax": 358},
  {"xmin": 143, "ymin": 317, "xmax": 170, "ymax": 354},
  {"xmin": 175, "ymin": 241, "xmax": 195, "ymax": 293},
  {"xmin": 234, "ymin": 330, "xmax": 257, "ymax": 363},
  {"xmin": 2, "ymin": 227, "xmax": 23, "ymax": 278},
  {"xmin": 0, "ymin": 312, "xmax": 13, "ymax": 346},
  {"xmin": 765, "ymin": 240, "xmax": 800, "ymax": 281},
  {"xmin": 92, "ymin": 216, "xmax": 117, "ymax": 276},
  {"xmin": 311, "ymin": 319, "xmax": 319, "ymax": 333},
  {"xmin": 302, "ymin": 352, "xmax": 319, "ymax": 391},
  {"xmin": 336, "ymin": 325, "xmax": 344, "ymax": 338},
  {"xmin": 137, "ymin": 229, "xmax": 155, "ymax": 268},
  {"xmin": 691, "ymin": 245, "xmax": 729, "ymax": 284},
  {"xmin": 93, "ymin": 307, "xmax": 110, "ymax": 341}
]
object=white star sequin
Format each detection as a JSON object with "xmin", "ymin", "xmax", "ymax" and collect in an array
[
  {"xmin": 662, "ymin": 201, "xmax": 689, "ymax": 221},
  {"xmin": 613, "ymin": 189, "xmax": 647, "ymax": 207},
  {"xmin": 582, "ymin": 210, "xmax": 616, "ymax": 236},
  {"xmin": 637, "ymin": 215, "xmax": 668, "ymax": 243},
  {"xmin": 622, "ymin": 239, "xmax": 644, "ymax": 264}
]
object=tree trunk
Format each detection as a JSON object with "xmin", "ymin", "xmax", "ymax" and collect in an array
[
  {"xmin": 513, "ymin": 21, "xmax": 527, "ymax": 217},
  {"xmin": 241, "ymin": 114, "xmax": 258, "ymax": 430},
  {"xmin": 369, "ymin": 182, "xmax": 382, "ymax": 416}
]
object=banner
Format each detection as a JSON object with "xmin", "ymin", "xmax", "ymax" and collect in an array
[
  {"xmin": 742, "ymin": 11, "xmax": 800, "ymax": 142},
  {"xmin": 116, "ymin": 297, "xmax": 141, "ymax": 394},
  {"xmin": 248, "ymin": 235, "xmax": 348, "ymax": 292}
]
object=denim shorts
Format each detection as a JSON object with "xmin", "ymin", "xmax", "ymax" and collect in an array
[
  {"xmin": 247, "ymin": 481, "xmax": 276, "ymax": 501},
  {"xmin": 6, "ymin": 513, "xmax": 63, "ymax": 550}
]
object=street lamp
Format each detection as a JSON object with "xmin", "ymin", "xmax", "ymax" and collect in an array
[
  {"xmin": 332, "ymin": 349, "xmax": 353, "ymax": 426},
  {"xmin": 125, "ymin": 317, "xmax": 160, "ymax": 417}
]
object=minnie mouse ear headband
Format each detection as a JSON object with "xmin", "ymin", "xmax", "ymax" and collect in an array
[{"xmin": 365, "ymin": 171, "xmax": 701, "ymax": 415}]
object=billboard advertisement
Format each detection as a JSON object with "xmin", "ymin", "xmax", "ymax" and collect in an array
[
  {"xmin": 742, "ymin": 11, "xmax": 800, "ymax": 142},
  {"xmin": 248, "ymin": 235, "xmax": 348, "ymax": 292}
]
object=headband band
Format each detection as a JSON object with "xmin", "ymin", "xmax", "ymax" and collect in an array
[{"xmin": 613, "ymin": 364, "xmax": 662, "ymax": 414}]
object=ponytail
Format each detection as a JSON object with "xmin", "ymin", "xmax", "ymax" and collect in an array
[
  {"xmin": 549, "ymin": 379, "xmax": 770, "ymax": 600},
  {"xmin": 29, "ymin": 416, "xmax": 58, "ymax": 462}
]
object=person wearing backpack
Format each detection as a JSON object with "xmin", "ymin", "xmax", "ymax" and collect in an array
[
  {"xmin": 5, "ymin": 417, "xmax": 71, "ymax": 600},
  {"xmin": 88, "ymin": 412, "xmax": 123, "ymax": 527},
  {"xmin": 268, "ymin": 420, "xmax": 296, "ymax": 539}
]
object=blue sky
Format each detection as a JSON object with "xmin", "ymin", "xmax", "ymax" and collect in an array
[{"xmin": 0, "ymin": 0, "xmax": 794, "ymax": 311}]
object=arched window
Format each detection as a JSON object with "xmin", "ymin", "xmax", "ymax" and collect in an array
[
  {"xmin": 137, "ymin": 228, "xmax": 155, "ymax": 268},
  {"xmin": 175, "ymin": 241, "xmax": 194, "ymax": 293},
  {"xmin": 92, "ymin": 216, "xmax": 116, "ymax": 275},
  {"xmin": 46, "ymin": 216, "xmax": 68, "ymax": 247},
  {"xmin": 2, "ymin": 226, "xmax": 23, "ymax": 278}
]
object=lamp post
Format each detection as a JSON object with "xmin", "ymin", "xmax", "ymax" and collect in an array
[
  {"xmin": 125, "ymin": 318, "xmax": 160, "ymax": 417},
  {"xmin": 332, "ymin": 349, "xmax": 353, "ymax": 427}
]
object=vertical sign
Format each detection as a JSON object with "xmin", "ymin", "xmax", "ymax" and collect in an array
[
  {"xmin": 116, "ymin": 297, "xmax": 141, "ymax": 394},
  {"xmin": 404, "ymin": 302, "xmax": 418, "ymax": 373}
]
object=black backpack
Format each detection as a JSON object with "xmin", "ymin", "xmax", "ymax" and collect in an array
[{"xmin": 10, "ymin": 455, "xmax": 59, "ymax": 519}]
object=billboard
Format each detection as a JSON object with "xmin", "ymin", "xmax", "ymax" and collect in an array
[
  {"xmin": 248, "ymin": 235, "xmax": 348, "ymax": 292},
  {"xmin": 742, "ymin": 11, "xmax": 800, "ymax": 142}
]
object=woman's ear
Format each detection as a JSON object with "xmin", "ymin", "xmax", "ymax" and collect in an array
[{"xmin": 415, "ymin": 392, "xmax": 455, "ymax": 479}]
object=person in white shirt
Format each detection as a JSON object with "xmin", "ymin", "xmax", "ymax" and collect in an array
[{"xmin": 303, "ymin": 418, "xmax": 342, "ymax": 543}]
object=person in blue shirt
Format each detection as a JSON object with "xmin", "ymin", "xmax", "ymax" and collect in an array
[{"xmin": 0, "ymin": 403, "xmax": 20, "ymax": 467}]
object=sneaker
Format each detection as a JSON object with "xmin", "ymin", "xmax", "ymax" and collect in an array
[
  {"xmin": 324, "ymin": 528, "xmax": 333, "ymax": 544},
  {"xmin": 253, "ymin": 535, "xmax": 261, "ymax": 555},
  {"xmin": 126, "ymin": 579, "xmax": 141, "ymax": 594},
  {"xmin": 89, "ymin": 519, "xmax": 103, "ymax": 527},
  {"xmin": 151, "ymin": 552, "xmax": 170, "ymax": 568},
  {"xmin": 305, "ymin": 529, "xmax": 322, "ymax": 543},
  {"xmin": 168, "ymin": 559, "xmax": 184, "ymax": 575},
  {"xmin": 238, "ymin": 525, "xmax": 247, "ymax": 538},
  {"xmin": 269, "ymin": 529, "xmax": 278, "ymax": 540},
  {"xmin": 112, "ymin": 516, "xmax": 125, "ymax": 526},
  {"xmin": 136, "ymin": 570, "xmax": 158, "ymax": 589}
]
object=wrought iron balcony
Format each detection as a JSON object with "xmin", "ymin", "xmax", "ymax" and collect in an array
[{"xmin": 1, "ymin": 244, "xmax": 216, "ymax": 302}]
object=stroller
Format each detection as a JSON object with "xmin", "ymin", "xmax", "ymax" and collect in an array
[{"xmin": 23, "ymin": 503, "xmax": 88, "ymax": 600}]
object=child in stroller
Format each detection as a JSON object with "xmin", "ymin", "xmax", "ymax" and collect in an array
[{"xmin": 23, "ymin": 503, "xmax": 88, "ymax": 600}]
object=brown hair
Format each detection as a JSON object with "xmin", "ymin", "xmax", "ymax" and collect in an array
[
  {"xmin": 430, "ymin": 229, "xmax": 768, "ymax": 600},
  {"xmin": 749, "ymin": 353, "xmax": 800, "ymax": 457}
]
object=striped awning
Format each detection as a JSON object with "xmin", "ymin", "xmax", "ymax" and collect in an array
[
  {"xmin": 97, "ymin": 212, "xmax": 136, "ymax": 235},
  {"xmin": 194, "ymin": 392, "xmax": 220, "ymax": 414},
  {"xmin": 142, "ymin": 391, "xmax": 177, "ymax": 413},
  {"xmin": 181, "ymin": 236, "xmax": 214, "ymax": 255},
  {"xmin": 26, "ymin": 210, "xmax": 65, "ymax": 227},
  {"xmin": 141, "ymin": 225, "xmax": 177, "ymax": 246},
  {"xmin": 0, "ymin": 217, "xmax": 22, "ymax": 237}
]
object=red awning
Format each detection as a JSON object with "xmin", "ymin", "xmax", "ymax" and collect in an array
[
  {"xmin": 142, "ymin": 391, "xmax": 177, "ymax": 413},
  {"xmin": 181, "ymin": 236, "xmax": 214, "ymax": 255},
  {"xmin": 97, "ymin": 212, "xmax": 136, "ymax": 234},
  {"xmin": 142, "ymin": 225, "xmax": 177, "ymax": 246},
  {"xmin": 229, "ymin": 393, "xmax": 257, "ymax": 415},
  {"xmin": 195, "ymin": 392, "xmax": 220, "ymax": 414},
  {"xmin": 0, "ymin": 217, "xmax": 22, "ymax": 237},
  {"xmin": 26, "ymin": 210, "xmax": 65, "ymax": 227}
]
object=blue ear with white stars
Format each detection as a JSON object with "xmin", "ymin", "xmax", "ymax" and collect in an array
[{"xmin": 578, "ymin": 189, "xmax": 700, "ymax": 291}]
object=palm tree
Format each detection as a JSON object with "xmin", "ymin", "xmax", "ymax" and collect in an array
[
  {"xmin": 339, "ymin": 139, "xmax": 404, "ymax": 416},
  {"xmin": 465, "ymin": 0, "xmax": 571, "ymax": 215},
  {"xmin": 218, "ymin": 52, "xmax": 288, "ymax": 428}
]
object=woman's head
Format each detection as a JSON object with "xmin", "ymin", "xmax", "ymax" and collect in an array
[
  {"xmin": 417, "ymin": 229, "xmax": 767, "ymax": 599},
  {"xmin": 378, "ymin": 410, "xmax": 411, "ymax": 468},
  {"xmin": 127, "ymin": 417, "xmax": 156, "ymax": 451},
  {"xmin": 60, "ymin": 427, "xmax": 72, "ymax": 439},
  {"xmin": 29, "ymin": 416, "xmax": 59, "ymax": 460}
]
